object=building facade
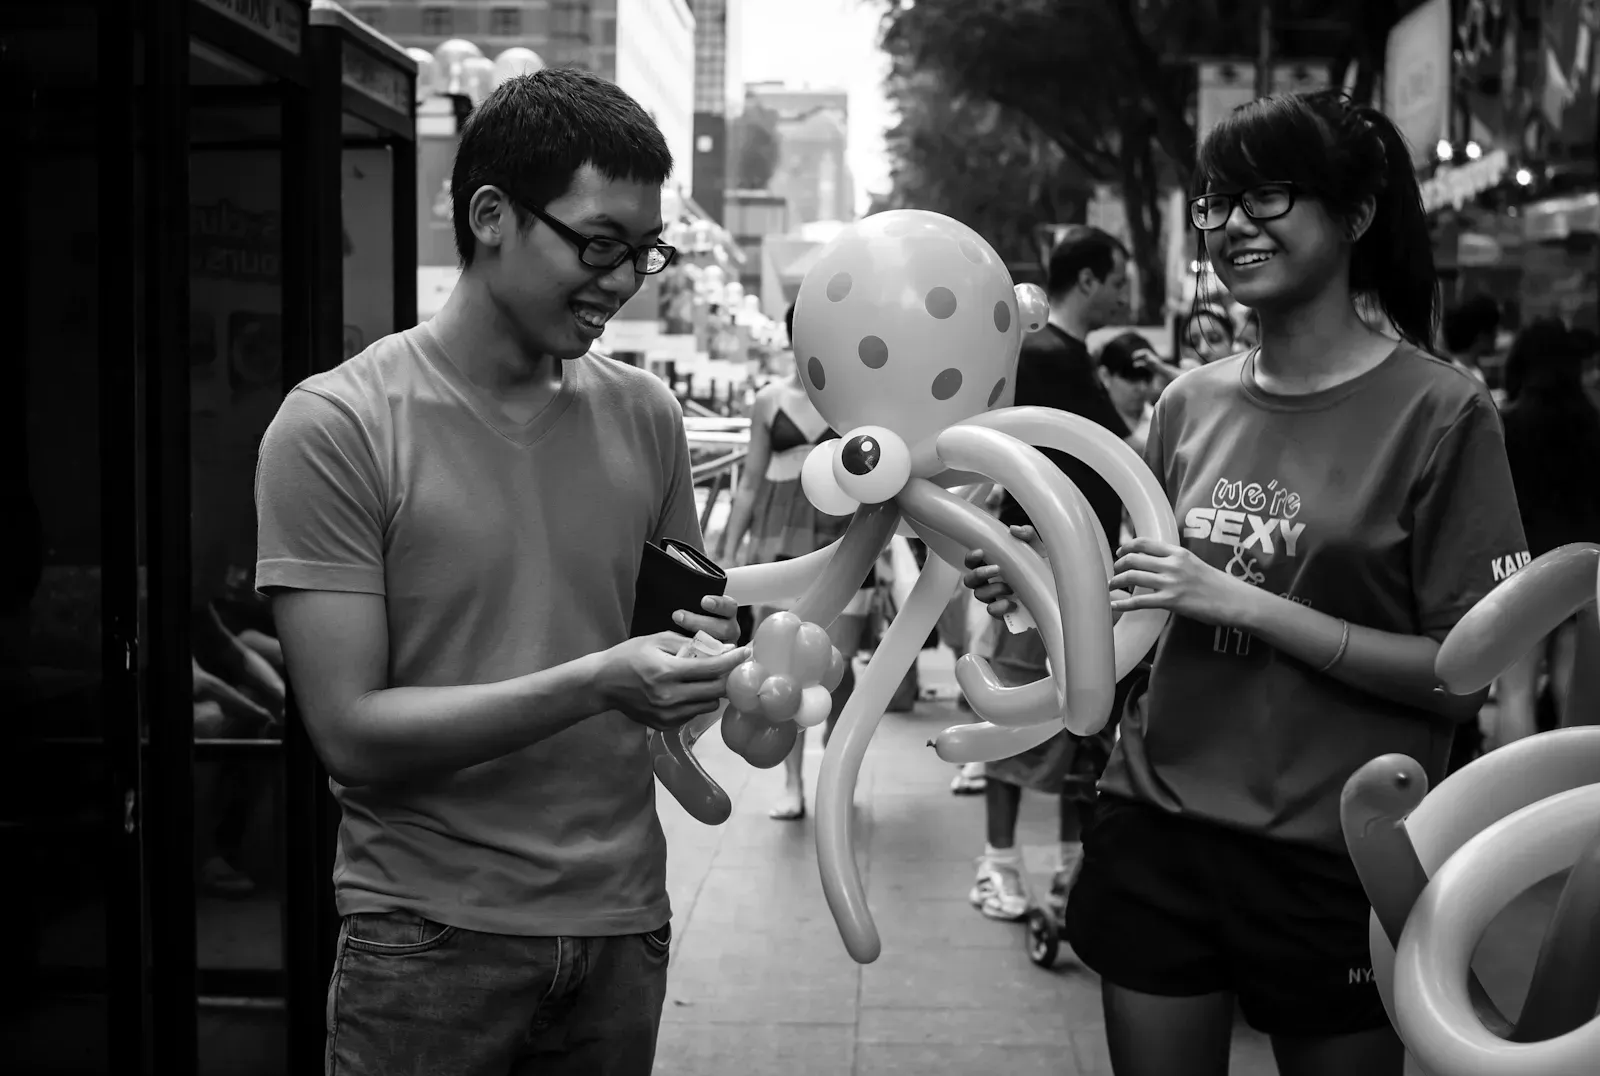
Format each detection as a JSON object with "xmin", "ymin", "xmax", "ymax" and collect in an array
[
  {"xmin": 352, "ymin": 0, "xmax": 610, "ymax": 69},
  {"xmin": 613, "ymin": 0, "xmax": 695, "ymax": 193},
  {"xmin": 690, "ymin": 0, "xmax": 742, "ymax": 224},
  {"xmin": 356, "ymin": 0, "xmax": 696, "ymax": 195},
  {"xmin": 746, "ymin": 81, "xmax": 853, "ymax": 226}
]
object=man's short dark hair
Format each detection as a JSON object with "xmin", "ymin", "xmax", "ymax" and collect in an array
[
  {"xmin": 1045, "ymin": 226, "xmax": 1126, "ymax": 300},
  {"xmin": 450, "ymin": 67, "xmax": 673, "ymax": 267},
  {"xmin": 1441, "ymin": 294, "xmax": 1501, "ymax": 353}
]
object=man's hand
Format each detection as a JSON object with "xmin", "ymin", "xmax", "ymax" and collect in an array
[
  {"xmin": 1107, "ymin": 537, "xmax": 1258, "ymax": 626},
  {"xmin": 595, "ymin": 632, "xmax": 752, "ymax": 731},
  {"xmin": 961, "ymin": 525, "xmax": 1042, "ymax": 619},
  {"xmin": 673, "ymin": 593, "xmax": 742, "ymax": 646}
]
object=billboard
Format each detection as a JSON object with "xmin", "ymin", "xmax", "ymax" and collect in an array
[{"xmin": 1384, "ymin": 0, "xmax": 1451, "ymax": 168}]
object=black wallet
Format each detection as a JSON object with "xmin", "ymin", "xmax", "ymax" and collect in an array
[{"xmin": 629, "ymin": 539, "xmax": 729, "ymax": 638}]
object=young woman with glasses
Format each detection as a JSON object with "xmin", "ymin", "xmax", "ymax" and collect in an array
[{"xmin": 963, "ymin": 91, "xmax": 1527, "ymax": 1075}]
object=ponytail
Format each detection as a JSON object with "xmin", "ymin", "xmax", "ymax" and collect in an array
[{"xmin": 1345, "ymin": 106, "xmax": 1438, "ymax": 348}]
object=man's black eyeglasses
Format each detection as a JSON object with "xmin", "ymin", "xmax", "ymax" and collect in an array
[
  {"xmin": 1189, "ymin": 183, "xmax": 1298, "ymax": 231},
  {"xmin": 524, "ymin": 204, "xmax": 677, "ymax": 275}
]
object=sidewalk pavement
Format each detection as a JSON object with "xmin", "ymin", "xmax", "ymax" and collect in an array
[
  {"xmin": 651, "ymin": 650, "xmax": 1277, "ymax": 1076},
  {"xmin": 654, "ymin": 651, "xmax": 1561, "ymax": 1076}
]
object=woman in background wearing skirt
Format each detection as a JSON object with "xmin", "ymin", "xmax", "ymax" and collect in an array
[{"xmin": 717, "ymin": 304, "xmax": 873, "ymax": 820}]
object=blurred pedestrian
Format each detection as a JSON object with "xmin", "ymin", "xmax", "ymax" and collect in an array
[
  {"xmin": 1096, "ymin": 332, "xmax": 1165, "ymax": 454},
  {"xmin": 1489, "ymin": 318, "xmax": 1600, "ymax": 745},
  {"xmin": 716, "ymin": 303, "xmax": 871, "ymax": 821},
  {"xmin": 1181, "ymin": 303, "xmax": 1235, "ymax": 364}
]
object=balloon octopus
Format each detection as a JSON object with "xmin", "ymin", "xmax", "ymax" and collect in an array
[
  {"xmin": 1341, "ymin": 542, "xmax": 1600, "ymax": 1076},
  {"xmin": 651, "ymin": 209, "xmax": 1178, "ymax": 963}
]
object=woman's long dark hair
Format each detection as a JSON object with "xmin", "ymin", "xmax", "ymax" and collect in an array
[{"xmin": 1194, "ymin": 91, "xmax": 1438, "ymax": 348}]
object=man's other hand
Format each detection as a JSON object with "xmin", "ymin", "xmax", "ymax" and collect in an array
[{"xmin": 596, "ymin": 632, "xmax": 751, "ymax": 731}]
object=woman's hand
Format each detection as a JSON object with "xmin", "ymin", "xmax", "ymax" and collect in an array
[
  {"xmin": 1108, "ymin": 537, "xmax": 1260, "ymax": 627},
  {"xmin": 961, "ymin": 524, "xmax": 1043, "ymax": 618}
]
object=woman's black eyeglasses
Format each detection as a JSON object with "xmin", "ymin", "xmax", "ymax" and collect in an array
[
  {"xmin": 1189, "ymin": 183, "xmax": 1298, "ymax": 231},
  {"xmin": 524, "ymin": 204, "xmax": 677, "ymax": 274}
]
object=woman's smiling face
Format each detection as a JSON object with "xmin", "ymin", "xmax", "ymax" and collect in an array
[{"xmin": 1203, "ymin": 187, "xmax": 1352, "ymax": 314}]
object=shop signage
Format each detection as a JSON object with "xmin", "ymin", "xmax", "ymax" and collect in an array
[
  {"xmin": 191, "ymin": 198, "xmax": 281, "ymax": 282},
  {"xmin": 1524, "ymin": 192, "xmax": 1600, "ymax": 241},
  {"xmin": 1420, "ymin": 148, "xmax": 1509, "ymax": 213},
  {"xmin": 342, "ymin": 42, "xmax": 410, "ymax": 116},
  {"xmin": 195, "ymin": 0, "xmax": 304, "ymax": 54},
  {"xmin": 1384, "ymin": 0, "xmax": 1450, "ymax": 169}
]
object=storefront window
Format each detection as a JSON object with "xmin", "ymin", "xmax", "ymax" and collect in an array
[{"xmin": 187, "ymin": 38, "xmax": 290, "ymax": 1071}]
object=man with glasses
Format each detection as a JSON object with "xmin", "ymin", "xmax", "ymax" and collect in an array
[{"xmin": 255, "ymin": 69, "xmax": 748, "ymax": 1075}]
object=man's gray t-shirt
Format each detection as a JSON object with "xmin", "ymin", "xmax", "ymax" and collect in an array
[
  {"xmin": 255, "ymin": 323, "xmax": 702, "ymax": 936},
  {"xmin": 1101, "ymin": 346, "xmax": 1529, "ymax": 851}
]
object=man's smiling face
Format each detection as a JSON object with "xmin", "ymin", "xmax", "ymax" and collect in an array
[{"xmin": 487, "ymin": 163, "xmax": 664, "ymax": 361}]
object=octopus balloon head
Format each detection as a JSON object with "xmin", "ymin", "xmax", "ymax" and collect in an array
[{"xmin": 792, "ymin": 210, "xmax": 1049, "ymax": 515}]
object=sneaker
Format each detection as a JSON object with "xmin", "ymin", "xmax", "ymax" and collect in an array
[
  {"xmin": 950, "ymin": 762, "xmax": 986, "ymax": 795},
  {"xmin": 968, "ymin": 856, "xmax": 1029, "ymax": 920}
]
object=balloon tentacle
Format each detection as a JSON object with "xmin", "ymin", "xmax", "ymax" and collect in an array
[
  {"xmin": 935, "ymin": 424, "xmax": 1115, "ymax": 732},
  {"xmin": 1338, "ymin": 756, "xmax": 1515, "ymax": 1039},
  {"xmin": 931, "ymin": 713, "xmax": 1064, "ymax": 765},
  {"xmin": 1511, "ymin": 818, "xmax": 1600, "ymax": 1042},
  {"xmin": 815, "ymin": 554, "xmax": 961, "ymax": 964},
  {"xmin": 1435, "ymin": 542, "xmax": 1600, "ymax": 693},
  {"xmin": 649, "ymin": 726, "xmax": 732, "ymax": 826},
  {"xmin": 1394, "ymin": 786, "xmax": 1600, "ymax": 1075},
  {"xmin": 957, "ymin": 407, "xmax": 1175, "ymax": 673},
  {"xmin": 792, "ymin": 502, "xmax": 900, "ymax": 628},
  {"xmin": 725, "ymin": 503, "xmax": 896, "ymax": 610},
  {"xmin": 897, "ymin": 479, "xmax": 1068, "ymax": 729}
]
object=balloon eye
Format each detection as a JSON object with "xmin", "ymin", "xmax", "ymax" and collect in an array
[
  {"xmin": 840, "ymin": 434, "xmax": 882, "ymax": 476},
  {"xmin": 832, "ymin": 425, "xmax": 910, "ymax": 505},
  {"xmin": 801, "ymin": 441, "xmax": 859, "ymax": 517}
]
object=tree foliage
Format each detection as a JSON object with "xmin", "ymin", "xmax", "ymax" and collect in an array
[
  {"xmin": 729, "ymin": 103, "xmax": 781, "ymax": 191},
  {"xmin": 881, "ymin": 67, "xmax": 1092, "ymax": 265},
  {"xmin": 876, "ymin": 0, "xmax": 1419, "ymax": 318}
]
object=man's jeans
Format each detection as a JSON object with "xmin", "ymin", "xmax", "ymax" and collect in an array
[{"xmin": 326, "ymin": 910, "xmax": 670, "ymax": 1076}]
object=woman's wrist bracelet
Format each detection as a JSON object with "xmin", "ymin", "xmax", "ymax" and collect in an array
[{"xmin": 1320, "ymin": 619, "xmax": 1350, "ymax": 672}]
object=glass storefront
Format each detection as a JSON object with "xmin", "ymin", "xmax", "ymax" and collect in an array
[{"xmin": 3, "ymin": 2, "xmax": 414, "ymax": 1072}]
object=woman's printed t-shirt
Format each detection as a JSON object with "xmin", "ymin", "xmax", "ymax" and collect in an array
[{"xmin": 1099, "ymin": 345, "xmax": 1529, "ymax": 851}]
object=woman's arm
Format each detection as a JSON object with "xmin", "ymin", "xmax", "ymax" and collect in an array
[
  {"xmin": 1234, "ymin": 586, "xmax": 1481, "ymax": 722},
  {"xmin": 1108, "ymin": 538, "xmax": 1481, "ymax": 722},
  {"xmin": 715, "ymin": 387, "xmax": 774, "ymax": 561}
]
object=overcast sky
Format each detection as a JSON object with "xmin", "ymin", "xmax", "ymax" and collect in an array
[{"xmin": 735, "ymin": 0, "xmax": 893, "ymax": 216}]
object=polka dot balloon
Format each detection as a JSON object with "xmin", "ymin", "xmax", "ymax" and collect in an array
[{"xmin": 791, "ymin": 210, "xmax": 1039, "ymax": 477}]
